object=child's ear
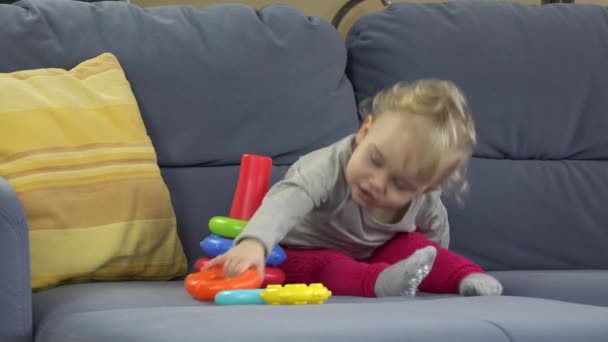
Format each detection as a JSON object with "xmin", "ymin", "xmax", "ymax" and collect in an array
[{"xmin": 356, "ymin": 115, "xmax": 374, "ymax": 144}]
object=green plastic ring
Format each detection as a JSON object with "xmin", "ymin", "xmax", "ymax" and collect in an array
[{"xmin": 208, "ymin": 216, "xmax": 248, "ymax": 238}]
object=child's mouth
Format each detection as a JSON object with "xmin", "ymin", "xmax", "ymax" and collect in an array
[{"xmin": 357, "ymin": 186, "xmax": 376, "ymax": 205}]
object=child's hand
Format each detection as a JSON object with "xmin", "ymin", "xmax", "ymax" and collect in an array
[{"xmin": 202, "ymin": 238, "xmax": 266, "ymax": 278}]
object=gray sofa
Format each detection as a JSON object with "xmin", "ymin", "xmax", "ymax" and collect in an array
[{"xmin": 1, "ymin": 0, "xmax": 608, "ymax": 341}]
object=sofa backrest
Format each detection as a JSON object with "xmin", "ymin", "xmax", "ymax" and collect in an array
[
  {"xmin": 1, "ymin": 0, "xmax": 359, "ymax": 266},
  {"xmin": 346, "ymin": 2, "xmax": 608, "ymax": 271}
]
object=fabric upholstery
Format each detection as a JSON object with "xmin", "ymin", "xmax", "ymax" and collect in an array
[
  {"xmin": 2, "ymin": 1, "xmax": 608, "ymax": 341},
  {"xmin": 33, "ymin": 281, "xmax": 608, "ymax": 342},
  {"xmin": 0, "ymin": 0, "xmax": 359, "ymax": 266},
  {"xmin": 0, "ymin": 53, "xmax": 187, "ymax": 291},
  {"xmin": 490, "ymin": 270, "xmax": 608, "ymax": 307},
  {"xmin": 0, "ymin": 0, "xmax": 358, "ymax": 167},
  {"xmin": 345, "ymin": 2, "xmax": 608, "ymax": 271},
  {"xmin": 0, "ymin": 176, "xmax": 32, "ymax": 342}
]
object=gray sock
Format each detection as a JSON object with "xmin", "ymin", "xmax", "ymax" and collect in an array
[
  {"xmin": 458, "ymin": 273, "xmax": 503, "ymax": 296},
  {"xmin": 374, "ymin": 246, "xmax": 437, "ymax": 297}
]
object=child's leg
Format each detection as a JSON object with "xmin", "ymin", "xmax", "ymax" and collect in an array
[
  {"xmin": 279, "ymin": 248, "xmax": 386, "ymax": 297},
  {"xmin": 279, "ymin": 247, "xmax": 436, "ymax": 297},
  {"xmin": 368, "ymin": 232, "xmax": 484, "ymax": 294}
]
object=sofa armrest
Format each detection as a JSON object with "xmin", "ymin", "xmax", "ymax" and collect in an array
[{"xmin": 0, "ymin": 176, "xmax": 32, "ymax": 342}]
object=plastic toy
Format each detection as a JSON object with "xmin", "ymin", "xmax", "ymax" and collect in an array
[
  {"xmin": 215, "ymin": 289, "xmax": 266, "ymax": 306},
  {"xmin": 260, "ymin": 284, "xmax": 332, "ymax": 305},
  {"xmin": 184, "ymin": 265, "xmax": 263, "ymax": 301},
  {"xmin": 200, "ymin": 234, "xmax": 287, "ymax": 266},
  {"xmin": 193, "ymin": 257, "xmax": 286, "ymax": 287},
  {"xmin": 215, "ymin": 283, "xmax": 331, "ymax": 305},
  {"xmin": 229, "ymin": 154, "xmax": 272, "ymax": 220},
  {"xmin": 199, "ymin": 234, "xmax": 230, "ymax": 258},
  {"xmin": 213, "ymin": 283, "xmax": 332, "ymax": 306},
  {"xmin": 208, "ymin": 216, "xmax": 247, "ymax": 238},
  {"xmin": 185, "ymin": 153, "xmax": 292, "ymax": 302},
  {"xmin": 193, "ymin": 257, "xmax": 207, "ymax": 272}
]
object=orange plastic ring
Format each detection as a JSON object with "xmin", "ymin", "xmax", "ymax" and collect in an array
[
  {"xmin": 184, "ymin": 265, "xmax": 263, "ymax": 301},
  {"xmin": 193, "ymin": 257, "xmax": 286, "ymax": 287}
]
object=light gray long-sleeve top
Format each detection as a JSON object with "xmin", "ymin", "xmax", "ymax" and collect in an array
[{"xmin": 234, "ymin": 134, "xmax": 450, "ymax": 260}]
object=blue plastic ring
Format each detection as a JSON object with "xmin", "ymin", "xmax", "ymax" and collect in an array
[
  {"xmin": 200, "ymin": 234, "xmax": 287, "ymax": 267},
  {"xmin": 215, "ymin": 289, "xmax": 266, "ymax": 305}
]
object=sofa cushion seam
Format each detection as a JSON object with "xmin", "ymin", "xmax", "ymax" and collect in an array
[{"xmin": 483, "ymin": 319, "xmax": 514, "ymax": 342}]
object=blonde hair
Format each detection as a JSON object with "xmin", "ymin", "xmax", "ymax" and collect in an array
[{"xmin": 359, "ymin": 79, "xmax": 476, "ymax": 203}]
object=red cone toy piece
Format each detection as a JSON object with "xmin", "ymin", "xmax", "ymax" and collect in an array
[{"xmin": 229, "ymin": 154, "xmax": 272, "ymax": 221}]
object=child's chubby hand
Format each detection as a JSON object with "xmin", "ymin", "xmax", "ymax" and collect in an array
[{"xmin": 202, "ymin": 238, "xmax": 266, "ymax": 278}]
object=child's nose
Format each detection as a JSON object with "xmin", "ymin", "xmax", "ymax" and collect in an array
[{"xmin": 369, "ymin": 173, "xmax": 387, "ymax": 194}]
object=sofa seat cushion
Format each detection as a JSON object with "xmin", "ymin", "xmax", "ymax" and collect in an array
[
  {"xmin": 33, "ymin": 282, "xmax": 608, "ymax": 342},
  {"xmin": 490, "ymin": 270, "xmax": 608, "ymax": 307},
  {"xmin": 31, "ymin": 281, "xmax": 430, "ymax": 331}
]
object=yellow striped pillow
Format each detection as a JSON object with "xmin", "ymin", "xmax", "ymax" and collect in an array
[{"xmin": 0, "ymin": 53, "xmax": 188, "ymax": 291}]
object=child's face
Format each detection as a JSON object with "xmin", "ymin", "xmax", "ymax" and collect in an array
[{"xmin": 346, "ymin": 113, "xmax": 442, "ymax": 211}]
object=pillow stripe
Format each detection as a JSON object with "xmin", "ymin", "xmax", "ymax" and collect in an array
[
  {"xmin": 3, "ymin": 156, "xmax": 157, "ymax": 180},
  {"xmin": 9, "ymin": 163, "xmax": 160, "ymax": 192},
  {"xmin": 0, "ymin": 143, "xmax": 152, "ymax": 162},
  {"xmin": 0, "ymin": 105, "xmax": 150, "ymax": 153},
  {"xmin": 20, "ymin": 177, "xmax": 175, "ymax": 230},
  {"xmin": 30, "ymin": 218, "xmax": 184, "ymax": 288}
]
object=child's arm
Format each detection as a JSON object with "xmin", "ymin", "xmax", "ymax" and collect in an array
[
  {"xmin": 234, "ymin": 142, "xmax": 347, "ymax": 254},
  {"xmin": 204, "ymin": 157, "xmax": 336, "ymax": 277},
  {"xmin": 234, "ymin": 174, "xmax": 322, "ymax": 256},
  {"xmin": 415, "ymin": 190, "xmax": 450, "ymax": 248}
]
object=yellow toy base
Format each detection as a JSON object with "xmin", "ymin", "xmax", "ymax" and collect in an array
[{"xmin": 260, "ymin": 283, "xmax": 332, "ymax": 305}]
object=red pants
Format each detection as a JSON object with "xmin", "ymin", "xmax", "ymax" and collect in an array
[{"xmin": 279, "ymin": 232, "xmax": 484, "ymax": 297}]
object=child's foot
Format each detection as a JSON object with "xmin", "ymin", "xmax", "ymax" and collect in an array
[
  {"xmin": 374, "ymin": 246, "xmax": 437, "ymax": 297},
  {"xmin": 458, "ymin": 273, "xmax": 503, "ymax": 296}
]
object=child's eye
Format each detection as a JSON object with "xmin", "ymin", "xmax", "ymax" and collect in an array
[
  {"xmin": 393, "ymin": 181, "xmax": 406, "ymax": 190},
  {"xmin": 370, "ymin": 154, "xmax": 383, "ymax": 167},
  {"xmin": 393, "ymin": 179, "xmax": 410, "ymax": 191}
]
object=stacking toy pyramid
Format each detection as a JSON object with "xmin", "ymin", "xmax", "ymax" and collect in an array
[{"xmin": 193, "ymin": 154, "xmax": 287, "ymax": 287}]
